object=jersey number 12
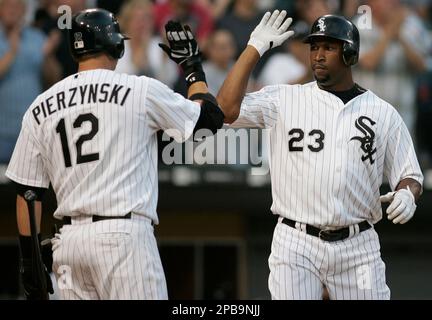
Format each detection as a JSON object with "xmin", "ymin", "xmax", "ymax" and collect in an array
[{"xmin": 56, "ymin": 113, "xmax": 99, "ymax": 168}]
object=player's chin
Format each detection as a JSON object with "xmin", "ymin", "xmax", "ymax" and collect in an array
[
  {"xmin": 313, "ymin": 69, "xmax": 330, "ymax": 81},
  {"xmin": 314, "ymin": 74, "xmax": 331, "ymax": 86}
]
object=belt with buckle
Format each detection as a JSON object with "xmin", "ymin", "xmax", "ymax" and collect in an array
[
  {"xmin": 281, "ymin": 217, "xmax": 371, "ymax": 242},
  {"xmin": 63, "ymin": 212, "xmax": 132, "ymax": 225}
]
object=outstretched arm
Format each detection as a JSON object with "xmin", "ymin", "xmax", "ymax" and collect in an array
[
  {"xmin": 217, "ymin": 47, "xmax": 260, "ymax": 124},
  {"xmin": 159, "ymin": 21, "xmax": 224, "ymax": 135},
  {"xmin": 217, "ymin": 10, "xmax": 294, "ymax": 124}
]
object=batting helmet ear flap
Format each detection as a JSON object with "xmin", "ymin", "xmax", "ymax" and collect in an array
[{"xmin": 342, "ymin": 41, "xmax": 359, "ymax": 66}]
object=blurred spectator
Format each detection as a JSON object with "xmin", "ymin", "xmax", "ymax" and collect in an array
[
  {"xmin": 0, "ymin": 0, "xmax": 60, "ymax": 163},
  {"xmin": 154, "ymin": 0, "xmax": 214, "ymax": 52},
  {"xmin": 33, "ymin": 0, "xmax": 87, "ymax": 79},
  {"xmin": 258, "ymin": 21, "xmax": 312, "ymax": 86},
  {"xmin": 353, "ymin": 0, "xmax": 431, "ymax": 134},
  {"xmin": 97, "ymin": 0, "xmax": 125, "ymax": 15},
  {"xmin": 295, "ymin": 0, "xmax": 330, "ymax": 26},
  {"xmin": 115, "ymin": 0, "xmax": 178, "ymax": 87},
  {"xmin": 416, "ymin": 72, "xmax": 432, "ymax": 169},
  {"xmin": 216, "ymin": 0, "xmax": 262, "ymax": 58},
  {"xmin": 313, "ymin": 0, "xmax": 361, "ymax": 18},
  {"xmin": 409, "ymin": 0, "xmax": 432, "ymax": 70},
  {"xmin": 198, "ymin": 29, "xmax": 257, "ymax": 167},
  {"xmin": 255, "ymin": 0, "xmax": 276, "ymax": 11},
  {"xmin": 33, "ymin": 0, "xmax": 53, "ymax": 30},
  {"xmin": 23, "ymin": 0, "xmax": 37, "ymax": 25},
  {"xmin": 405, "ymin": 0, "xmax": 432, "ymax": 28},
  {"xmin": 273, "ymin": 0, "xmax": 296, "ymax": 16},
  {"xmin": 216, "ymin": 0, "xmax": 272, "ymax": 78},
  {"xmin": 196, "ymin": 0, "xmax": 232, "ymax": 19},
  {"xmin": 203, "ymin": 29, "xmax": 256, "ymax": 95},
  {"xmin": 340, "ymin": 0, "xmax": 361, "ymax": 18}
]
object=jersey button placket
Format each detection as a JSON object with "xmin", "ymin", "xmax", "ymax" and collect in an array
[
  {"xmin": 334, "ymin": 111, "xmax": 345, "ymax": 173},
  {"xmin": 335, "ymin": 136, "xmax": 343, "ymax": 173},
  {"xmin": 332, "ymin": 111, "xmax": 345, "ymax": 225}
]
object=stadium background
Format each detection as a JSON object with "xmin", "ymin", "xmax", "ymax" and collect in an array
[{"xmin": 0, "ymin": 0, "xmax": 431, "ymax": 299}]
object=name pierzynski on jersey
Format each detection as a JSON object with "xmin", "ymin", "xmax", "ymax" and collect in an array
[
  {"xmin": 31, "ymin": 83, "xmax": 132, "ymax": 125},
  {"xmin": 349, "ymin": 115, "xmax": 377, "ymax": 164}
]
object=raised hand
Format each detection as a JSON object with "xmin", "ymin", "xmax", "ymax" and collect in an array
[
  {"xmin": 248, "ymin": 10, "xmax": 295, "ymax": 57},
  {"xmin": 159, "ymin": 21, "xmax": 206, "ymax": 86},
  {"xmin": 159, "ymin": 21, "xmax": 199, "ymax": 65}
]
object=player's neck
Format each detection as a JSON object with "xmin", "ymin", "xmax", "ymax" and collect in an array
[
  {"xmin": 318, "ymin": 75, "xmax": 355, "ymax": 92},
  {"xmin": 319, "ymin": 82, "xmax": 354, "ymax": 92},
  {"xmin": 78, "ymin": 55, "xmax": 117, "ymax": 72}
]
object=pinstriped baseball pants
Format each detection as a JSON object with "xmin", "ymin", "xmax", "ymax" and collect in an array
[
  {"xmin": 268, "ymin": 219, "xmax": 391, "ymax": 300},
  {"xmin": 51, "ymin": 215, "xmax": 168, "ymax": 300}
]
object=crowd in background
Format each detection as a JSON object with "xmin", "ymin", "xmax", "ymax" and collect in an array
[{"xmin": 1, "ymin": 0, "xmax": 432, "ymax": 184}]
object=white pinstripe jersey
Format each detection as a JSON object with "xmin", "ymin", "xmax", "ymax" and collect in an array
[
  {"xmin": 6, "ymin": 69, "xmax": 200, "ymax": 224},
  {"xmin": 231, "ymin": 81, "xmax": 423, "ymax": 228}
]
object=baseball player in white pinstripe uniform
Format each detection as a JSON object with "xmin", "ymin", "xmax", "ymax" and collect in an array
[
  {"xmin": 6, "ymin": 9, "xmax": 224, "ymax": 299},
  {"xmin": 217, "ymin": 11, "xmax": 423, "ymax": 299}
]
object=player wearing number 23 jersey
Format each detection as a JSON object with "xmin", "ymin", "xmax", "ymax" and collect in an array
[{"xmin": 217, "ymin": 11, "xmax": 423, "ymax": 300}]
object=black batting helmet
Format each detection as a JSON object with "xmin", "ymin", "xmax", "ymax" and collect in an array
[
  {"xmin": 303, "ymin": 15, "xmax": 360, "ymax": 66},
  {"xmin": 69, "ymin": 8, "xmax": 129, "ymax": 60}
]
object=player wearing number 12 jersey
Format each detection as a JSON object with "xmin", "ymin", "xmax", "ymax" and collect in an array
[{"xmin": 6, "ymin": 9, "xmax": 224, "ymax": 299}]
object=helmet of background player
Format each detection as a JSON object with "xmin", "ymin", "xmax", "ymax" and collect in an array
[
  {"xmin": 68, "ymin": 8, "xmax": 130, "ymax": 60},
  {"xmin": 303, "ymin": 14, "xmax": 360, "ymax": 66}
]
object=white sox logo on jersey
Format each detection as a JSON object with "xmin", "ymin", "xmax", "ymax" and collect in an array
[{"xmin": 350, "ymin": 116, "xmax": 377, "ymax": 164}]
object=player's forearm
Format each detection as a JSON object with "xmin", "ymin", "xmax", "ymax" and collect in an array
[
  {"xmin": 217, "ymin": 46, "xmax": 260, "ymax": 123},
  {"xmin": 187, "ymin": 81, "xmax": 209, "ymax": 99},
  {"xmin": 396, "ymin": 178, "xmax": 422, "ymax": 202},
  {"xmin": 16, "ymin": 195, "xmax": 42, "ymax": 236}
]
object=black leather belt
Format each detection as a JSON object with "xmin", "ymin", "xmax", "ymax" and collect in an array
[
  {"xmin": 63, "ymin": 212, "xmax": 132, "ymax": 225},
  {"xmin": 281, "ymin": 217, "xmax": 371, "ymax": 242}
]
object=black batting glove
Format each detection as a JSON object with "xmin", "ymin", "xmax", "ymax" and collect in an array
[
  {"xmin": 20, "ymin": 258, "xmax": 54, "ymax": 299},
  {"xmin": 19, "ymin": 234, "xmax": 54, "ymax": 300},
  {"xmin": 159, "ymin": 21, "xmax": 206, "ymax": 87}
]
